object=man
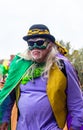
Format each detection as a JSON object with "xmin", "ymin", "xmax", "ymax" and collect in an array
[{"xmin": 0, "ymin": 24, "xmax": 83, "ymax": 130}]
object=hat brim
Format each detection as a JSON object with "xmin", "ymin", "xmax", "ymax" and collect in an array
[{"xmin": 23, "ymin": 34, "xmax": 55, "ymax": 43}]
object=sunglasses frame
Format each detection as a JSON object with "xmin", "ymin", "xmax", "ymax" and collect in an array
[
  {"xmin": 27, "ymin": 39, "xmax": 47, "ymax": 47},
  {"xmin": 27, "ymin": 39, "xmax": 50, "ymax": 50}
]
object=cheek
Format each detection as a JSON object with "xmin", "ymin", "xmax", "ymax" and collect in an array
[{"xmin": 42, "ymin": 49, "xmax": 49, "ymax": 57}]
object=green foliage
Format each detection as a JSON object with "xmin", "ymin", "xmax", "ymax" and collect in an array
[
  {"xmin": 59, "ymin": 40, "xmax": 83, "ymax": 88},
  {"xmin": 71, "ymin": 49, "xmax": 83, "ymax": 86}
]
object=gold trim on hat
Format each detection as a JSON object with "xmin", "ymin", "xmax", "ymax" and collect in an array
[{"xmin": 27, "ymin": 29, "xmax": 50, "ymax": 36}]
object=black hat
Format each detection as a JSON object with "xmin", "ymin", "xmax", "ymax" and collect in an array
[{"xmin": 23, "ymin": 24, "xmax": 55, "ymax": 42}]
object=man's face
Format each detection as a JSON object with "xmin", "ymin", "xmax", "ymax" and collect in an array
[{"xmin": 27, "ymin": 38, "xmax": 52, "ymax": 62}]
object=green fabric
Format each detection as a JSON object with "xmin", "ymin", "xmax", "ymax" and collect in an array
[
  {"xmin": 0, "ymin": 55, "xmax": 33, "ymax": 104},
  {"xmin": 21, "ymin": 66, "xmax": 44, "ymax": 84},
  {"xmin": 0, "ymin": 64, "xmax": 8, "ymax": 75}
]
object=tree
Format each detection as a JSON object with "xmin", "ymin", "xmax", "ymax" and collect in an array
[{"xmin": 59, "ymin": 40, "xmax": 83, "ymax": 88}]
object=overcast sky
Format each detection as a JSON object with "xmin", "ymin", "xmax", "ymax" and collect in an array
[{"xmin": 0, "ymin": 0, "xmax": 83, "ymax": 59}]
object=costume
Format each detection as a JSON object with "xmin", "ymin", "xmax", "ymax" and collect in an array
[
  {"xmin": 0, "ymin": 53, "xmax": 83, "ymax": 130},
  {"xmin": 0, "ymin": 24, "xmax": 83, "ymax": 130}
]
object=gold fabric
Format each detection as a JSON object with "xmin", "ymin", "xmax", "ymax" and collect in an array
[
  {"xmin": 47, "ymin": 63, "xmax": 67, "ymax": 128},
  {"xmin": 28, "ymin": 29, "xmax": 50, "ymax": 35}
]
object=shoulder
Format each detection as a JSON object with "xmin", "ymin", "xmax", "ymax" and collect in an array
[
  {"xmin": 56, "ymin": 54, "xmax": 80, "ymax": 85},
  {"xmin": 56, "ymin": 53, "xmax": 76, "ymax": 77},
  {"xmin": 56, "ymin": 53, "xmax": 74, "ymax": 70},
  {"xmin": 58, "ymin": 54, "xmax": 78, "ymax": 79},
  {"xmin": 56, "ymin": 54, "xmax": 68, "ymax": 77},
  {"xmin": 10, "ymin": 54, "xmax": 27, "ymax": 67}
]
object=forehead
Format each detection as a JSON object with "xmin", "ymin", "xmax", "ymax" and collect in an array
[{"xmin": 28, "ymin": 38, "xmax": 46, "ymax": 41}]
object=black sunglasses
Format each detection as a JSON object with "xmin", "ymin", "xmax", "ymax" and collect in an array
[{"xmin": 27, "ymin": 40, "xmax": 46, "ymax": 46}]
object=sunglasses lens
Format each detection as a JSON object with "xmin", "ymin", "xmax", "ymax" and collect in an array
[
  {"xmin": 36, "ymin": 40, "xmax": 45, "ymax": 46},
  {"xmin": 28, "ymin": 41, "xmax": 34, "ymax": 46},
  {"xmin": 28, "ymin": 40, "xmax": 45, "ymax": 46}
]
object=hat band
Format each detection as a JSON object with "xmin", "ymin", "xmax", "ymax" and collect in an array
[{"xmin": 27, "ymin": 29, "xmax": 50, "ymax": 36}]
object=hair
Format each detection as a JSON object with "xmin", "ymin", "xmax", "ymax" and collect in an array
[{"xmin": 19, "ymin": 44, "xmax": 59, "ymax": 78}]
